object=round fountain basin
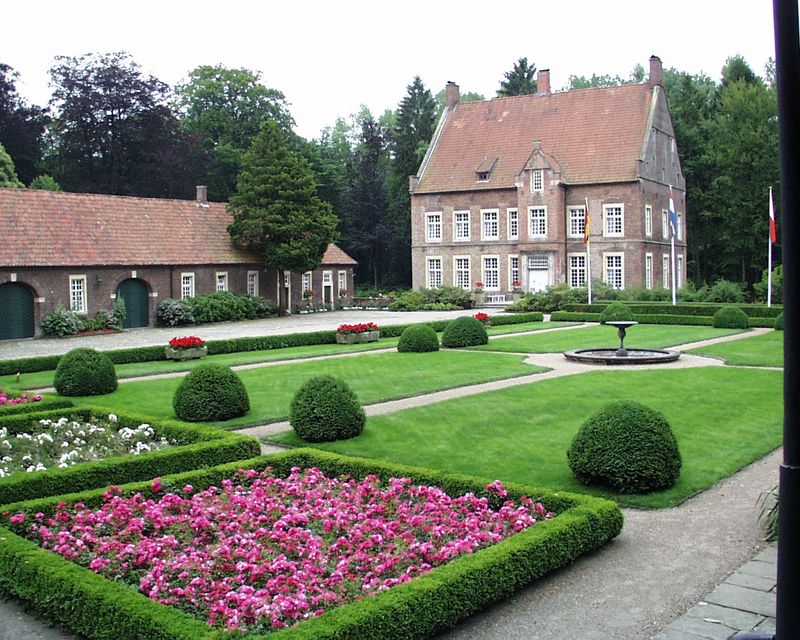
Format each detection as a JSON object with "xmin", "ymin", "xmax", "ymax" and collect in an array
[{"xmin": 563, "ymin": 348, "xmax": 681, "ymax": 365}]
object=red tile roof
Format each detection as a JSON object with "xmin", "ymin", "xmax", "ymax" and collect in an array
[
  {"xmin": 415, "ymin": 83, "xmax": 653, "ymax": 193},
  {"xmin": 322, "ymin": 243, "xmax": 357, "ymax": 266},
  {"xmin": 0, "ymin": 189, "xmax": 357, "ymax": 270}
]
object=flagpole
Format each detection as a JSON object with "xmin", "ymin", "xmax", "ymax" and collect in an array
[
  {"xmin": 671, "ymin": 236, "xmax": 677, "ymax": 305},
  {"xmin": 587, "ymin": 243, "xmax": 592, "ymax": 304},
  {"xmin": 768, "ymin": 186, "xmax": 774, "ymax": 307},
  {"xmin": 584, "ymin": 196, "xmax": 592, "ymax": 304}
]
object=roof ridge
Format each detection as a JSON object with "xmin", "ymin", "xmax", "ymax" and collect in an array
[{"xmin": 0, "ymin": 188, "xmax": 225, "ymax": 206}]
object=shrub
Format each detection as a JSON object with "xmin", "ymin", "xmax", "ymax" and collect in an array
[
  {"xmin": 388, "ymin": 287, "xmax": 472, "ymax": 311},
  {"xmin": 388, "ymin": 290, "xmax": 425, "ymax": 311},
  {"xmin": 40, "ymin": 303, "xmax": 80, "ymax": 337},
  {"xmin": 172, "ymin": 365, "xmax": 249, "ymax": 422},
  {"xmin": 506, "ymin": 283, "xmax": 588, "ymax": 313},
  {"xmin": 290, "ymin": 376, "xmax": 365, "ymax": 442},
  {"xmin": 706, "ymin": 279, "xmax": 745, "ymax": 303},
  {"xmin": 156, "ymin": 298, "xmax": 195, "ymax": 326},
  {"xmin": 441, "ymin": 316, "xmax": 489, "ymax": 348},
  {"xmin": 599, "ymin": 302, "xmax": 634, "ymax": 324},
  {"xmin": 775, "ymin": 312, "xmax": 784, "ymax": 331},
  {"xmin": 187, "ymin": 291, "xmax": 273, "ymax": 324},
  {"xmin": 712, "ymin": 306, "xmax": 750, "ymax": 329},
  {"xmin": 53, "ymin": 349, "xmax": 117, "ymax": 397},
  {"xmin": 567, "ymin": 401, "xmax": 681, "ymax": 493},
  {"xmin": 754, "ymin": 265, "xmax": 783, "ymax": 305},
  {"xmin": 397, "ymin": 325, "xmax": 440, "ymax": 352}
]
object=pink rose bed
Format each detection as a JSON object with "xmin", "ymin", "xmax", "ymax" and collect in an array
[{"xmin": 6, "ymin": 467, "xmax": 552, "ymax": 633}]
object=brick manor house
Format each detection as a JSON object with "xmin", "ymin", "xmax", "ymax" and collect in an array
[
  {"xmin": 410, "ymin": 56, "xmax": 687, "ymax": 299},
  {"xmin": 0, "ymin": 187, "xmax": 356, "ymax": 340}
]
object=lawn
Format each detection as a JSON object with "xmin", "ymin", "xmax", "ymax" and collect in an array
[
  {"xmin": 1, "ymin": 322, "xmax": 567, "ymax": 391},
  {"xmin": 687, "ymin": 330, "xmax": 783, "ymax": 367},
  {"xmin": 271, "ymin": 367, "xmax": 782, "ymax": 509},
  {"xmin": 472, "ymin": 324, "xmax": 745, "ymax": 353},
  {"xmin": 72, "ymin": 350, "xmax": 546, "ymax": 428}
]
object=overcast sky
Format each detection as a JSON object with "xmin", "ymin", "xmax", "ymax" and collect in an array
[{"xmin": 2, "ymin": 0, "xmax": 781, "ymax": 140}]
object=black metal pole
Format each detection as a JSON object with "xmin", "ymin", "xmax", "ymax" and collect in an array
[{"xmin": 734, "ymin": 3, "xmax": 799, "ymax": 640}]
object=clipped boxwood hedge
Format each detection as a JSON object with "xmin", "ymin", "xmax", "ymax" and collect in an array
[
  {"xmin": 0, "ymin": 313, "xmax": 545, "ymax": 377},
  {"xmin": 0, "ymin": 407, "xmax": 260, "ymax": 505},
  {"xmin": 549, "ymin": 310, "xmax": 776, "ymax": 328},
  {"xmin": 562, "ymin": 301, "xmax": 782, "ymax": 318},
  {"xmin": 0, "ymin": 449, "xmax": 622, "ymax": 640},
  {"xmin": 0, "ymin": 397, "xmax": 74, "ymax": 416}
]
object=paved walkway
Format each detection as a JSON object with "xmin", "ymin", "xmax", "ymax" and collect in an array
[{"xmin": 0, "ymin": 317, "xmax": 783, "ymax": 639}]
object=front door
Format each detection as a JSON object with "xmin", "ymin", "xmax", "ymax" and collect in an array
[
  {"xmin": 116, "ymin": 278, "xmax": 149, "ymax": 328},
  {"xmin": 0, "ymin": 282, "xmax": 35, "ymax": 340},
  {"xmin": 322, "ymin": 271, "xmax": 333, "ymax": 305},
  {"xmin": 528, "ymin": 255, "xmax": 550, "ymax": 292}
]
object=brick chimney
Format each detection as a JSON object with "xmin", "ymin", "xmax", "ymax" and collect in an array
[
  {"xmin": 196, "ymin": 185, "xmax": 208, "ymax": 206},
  {"xmin": 445, "ymin": 81, "xmax": 460, "ymax": 110},
  {"xmin": 537, "ymin": 69, "xmax": 551, "ymax": 95},
  {"xmin": 649, "ymin": 55, "xmax": 663, "ymax": 87}
]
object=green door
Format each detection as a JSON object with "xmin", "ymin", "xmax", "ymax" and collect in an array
[
  {"xmin": 116, "ymin": 279, "xmax": 149, "ymax": 328},
  {"xmin": 0, "ymin": 282, "xmax": 35, "ymax": 340}
]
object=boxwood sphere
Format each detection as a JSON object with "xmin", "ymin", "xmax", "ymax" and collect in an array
[
  {"xmin": 54, "ymin": 348, "xmax": 118, "ymax": 396},
  {"xmin": 567, "ymin": 400, "xmax": 681, "ymax": 493},
  {"xmin": 173, "ymin": 364, "xmax": 249, "ymax": 422},
  {"xmin": 441, "ymin": 316, "xmax": 488, "ymax": 348},
  {"xmin": 397, "ymin": 324, "xmax": 440, "ymax": 352},
  {"xmin": 712, "ymin": 305, "xmax": 749, "ymax": 329},
  {"xmin": 600, "ymin": 302, "xmax": 634, "ymax": 324},
  {"xmin": 290, "ymin": 375, "xmax": 366, "ymax": 442}
]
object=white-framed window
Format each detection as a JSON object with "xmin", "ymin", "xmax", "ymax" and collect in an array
[
  {"xmin": 508, "ymin": 255, "xmax": 520, "ymax": 289},
  {"xmin": 645, "ymin": 205, "xmax": 653, "ymax": 237},
  {"xmin": 481, "ymin": 209, "xmax": 499, "ymax": 240},
  {"xmin": 302, "ymin": 271, "xmax": 312, "ymax": 294},
  {"xmin": 662, "ymin": 254, "xmax": 670, "ymax": 288},
  {"xmin": 69, "ymin": 275, "xmax": 87, "ymax": 314},
  {"xmin": 603, "ymin": 204, "xmax": 624, "ymax": 237},
  {"xmin": 568, "ymin": 206, "xmax": 586, "ymax": 238},
  {"xmin": 426, "ymin": 257, "xmax": 443, "ymax": 289},
  {"xmin": 662, "ymin": 210, "xmax": 669, "ymax": 238},
  {"xmin": 425, "ymin": 212, "xmax": 442, "ymax": 242},
  {"xmin": 528, "ymin": 206, "xmax": 547, "ymax": 238},
  {"xmin": 453, "ymin": 256, "xmax": 471, "ymax": 290},
  {"xmin": 247, "ymin": 271, "xmax": 259, "ymax": 297},
  {"xmin": 453, "ymin": 210, "xmax": 470, "ymax": 241},
  {"xmin": 531, "ymin": 169, "xmax": 544, "ymax": 192},
  {"xmin": 215, "ymin": 272, "xmax": 228, "ymax": 292},
  {"xmin": 181, "ymin": 273, "xmax": 195, "ymax": 300},
  {"xmin": 482, "ymin": 255, "xmax": 500, "ymax": 290},
  {"xmin": 568, "ymin": 254, "xmax": 587, "ymax": 288},
  {"xmin": 677, "ymin": 213, "xmax": 682, "ymax": 241},
  {"xmin": 603, "ymin": 252, "xmax": 624, "ymax": 289},
  {"xmin": 645, "ymin": 253, "xmax": 653, "ymax": 290},
  {"xmin": 338, "ymin": 270, "xmax": 347, "ymax": 295},
  {"xmin": 677, "ymin": 254, "xmax": 683, "ymax": 287},
  {"xmin": 507, "ymin": 209, "xmax": 519, "ymax": 240}
]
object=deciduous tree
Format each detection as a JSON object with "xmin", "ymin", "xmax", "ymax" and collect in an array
[
  {"xmin": 228, "ymin": 120, "xmax": 338, "ymax": 315},
  {"xmin": 0, "ymin": 141, "xmax": 23, "ymax": 187},
  {"xmin": 0, "ymin": 64, "xmax": 47, "ymax": 184}
]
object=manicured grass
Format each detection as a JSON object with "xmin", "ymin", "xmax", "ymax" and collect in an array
[
  {"xmin": 271, "ymin": 367, "xmax": 782, "ymax": 509},
  {"xmin": 688, "ymin": 330, "xmax": 783, "ymax": 367},
  {"xmin": 72, "ymin": 350, "xmax": 546, "ymax": 428},
  {"xmin": 1, "ymin": 322, "xmax": 566, "ymax": 391},
  {"xmin": 472, "ymin": 324, "xmax": 745, "ymax": 353}
]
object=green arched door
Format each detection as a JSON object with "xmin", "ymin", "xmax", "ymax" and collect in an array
[
  {"xmin": 0, "ymin": 282, "xmax": 35, "ymax": 340},
  {"xmin": 116, "ymin": 279, "xmax": 149, "ymax": 328}
]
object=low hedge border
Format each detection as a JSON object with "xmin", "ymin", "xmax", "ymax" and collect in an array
[
  {"xmin": 0, "ymin": 314, "xmax": 544, "ymax": 377},
  {"xmin": 550, "ymin": 311, "xmax": 776, "ymax": 329},
  {"xmin": 0, "ymin": 397, "xmax": 74, "ymax": 416},
  {"xmin": 562, "ymin": 302, "xmax": 782, "ymax": 318},
  {"xmin": 0, "ymin": 407, "xmax": 260, "ymax": 506},
  {"xmin": 0, "ymin": 449, "xmax": 622, "ymax": 640}
]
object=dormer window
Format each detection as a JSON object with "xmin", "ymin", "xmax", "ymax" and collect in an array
[{"xmin": 475, "ymin": 157, "xmax": 498, "ymax": 183}]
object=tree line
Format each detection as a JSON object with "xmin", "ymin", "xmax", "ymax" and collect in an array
[{"xmin": 0, "ymin": 53, "xmax": 779, "ymax": 291}]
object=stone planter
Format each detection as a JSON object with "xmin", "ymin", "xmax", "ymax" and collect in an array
[
  {"xmin": 165, "ymin": 346, "xmax": 208, "ymax": 361},
  {"xmin": 335, "ymin": 330, "xmax": 381, "ymax": 344}
]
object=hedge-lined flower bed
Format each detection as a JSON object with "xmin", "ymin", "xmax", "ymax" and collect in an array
[
  {"xmin": 550, "ymin": 310, "xmax": 775, "ymax": 328},
  {"xmin": 0, "ymin": 387, "xmax": 43, "ymax": 406},
  {"xmin": 0, "ymin": 407, "xmax": 260, "ymax": 505},
  {"xmin": 0, "ymin": 449, "xmax": 622, "ymax": 639}
]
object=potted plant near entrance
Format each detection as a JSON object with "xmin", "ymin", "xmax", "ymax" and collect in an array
[
  {"xmin": 335, "ymin": 322, "xmax": 380, "ymax": 344},
  {"xmin": 165, "ymin": 336, "xmax": 208, "ymax": 361}
]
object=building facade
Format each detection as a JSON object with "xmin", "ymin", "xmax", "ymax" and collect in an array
[
  {"xmin": 0, "ymin": 187, "xmax": 356, "ymax": 340},
  {"xmin": 410, "ymin": 57, "xmax": 687, "ymax": 300}
]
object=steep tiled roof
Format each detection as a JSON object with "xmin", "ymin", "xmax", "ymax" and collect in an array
[
  {"xmin": 415, "ymin": 83, "xmax": 653, "ymax": 193},
  {"xmin": 322, "ymin": 243, "xmax": 357, "ymax": 266},
  {"xmin": 0, "ymin": 189, "xmax": 256, "ymax": 267}
]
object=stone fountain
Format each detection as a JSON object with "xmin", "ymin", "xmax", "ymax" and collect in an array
[{"xmin": 563, "ymin": 321, "xmax": 681, "ymax": 365}]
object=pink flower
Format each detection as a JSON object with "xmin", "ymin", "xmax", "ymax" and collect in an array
[
  {"xmin": 9, "ymin": 513, "xmax": 26, "ymax": 525},
  {"xmin": 150, "ymin": 478, "xmax": 163, "ymax": 493}
]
